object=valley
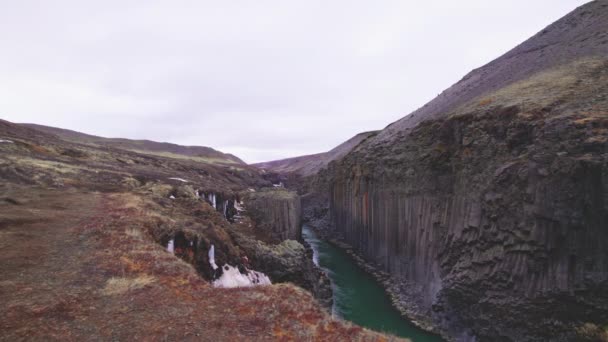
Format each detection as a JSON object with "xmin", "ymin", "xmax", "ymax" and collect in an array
[{"xmin": 1, "ymin": 1, "xmax": 608, "ymax": 341}]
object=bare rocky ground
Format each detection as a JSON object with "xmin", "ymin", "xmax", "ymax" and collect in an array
[{"xmin": 0, "ymin": 122, "xmax": 400, "ymax": 341}]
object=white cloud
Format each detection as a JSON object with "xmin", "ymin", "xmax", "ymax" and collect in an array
[{"xmin": 0, "ymin": 0, "xmax": 588, "ymax": 163}]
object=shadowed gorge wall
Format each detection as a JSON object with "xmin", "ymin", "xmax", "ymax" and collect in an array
[{"xmin": 326, "ymin": 58, "xmax": 608, "ymax": 340}]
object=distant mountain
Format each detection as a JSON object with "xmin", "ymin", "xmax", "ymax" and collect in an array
[
  {"xmin": 254, "ymin": 131, "xmax": 379, "ymax": 176},
  {"xmin": 21, "ymin": 123, "xmax": 245, "ymax": 165}
]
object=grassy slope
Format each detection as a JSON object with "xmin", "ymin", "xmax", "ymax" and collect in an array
[
  {"xmin": 20, "ymin": 123, "xmax": 245, "ymax": 165},
  {"xmin": 0, "ymin": 186, "xmax": 400, "ymax": 341}
]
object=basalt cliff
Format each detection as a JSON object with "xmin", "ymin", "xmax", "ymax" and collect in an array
[{"xmin": 262, "ymin": 2, "xmax": 608, "ymax": 341}]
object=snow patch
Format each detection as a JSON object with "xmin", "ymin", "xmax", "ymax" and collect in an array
[
  {"xmin": 169, "ymin": 195, "xmax": 176, "ymax": 199},
  {"xmin": 169, "ymin": 177, "xmax": 188, "ymax": 183},
  {"xmin": 167, "ymin": 239, "xmax": 174, "ymax": 253},
  {"xmin": 0, "ymin": 139, "xmax": 13, "ymax": 143},
  {"xmin": 213, "ymin": 265, "xmax": 271, "ymax": 288}
]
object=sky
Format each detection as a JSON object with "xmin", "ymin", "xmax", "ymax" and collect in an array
[{"xmin": 0, "ymin": 0, "xmax": 589, "ymax": 163}]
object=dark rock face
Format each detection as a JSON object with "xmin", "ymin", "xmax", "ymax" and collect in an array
[
  {"xmin": 326, "ymin": 58, "xmax": 608, "ymax": 340},
  {"xmin": 244, "ymin": 188, "xmax": 302, "ymax": 242}
]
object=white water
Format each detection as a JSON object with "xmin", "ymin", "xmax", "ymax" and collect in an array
[
  {"xmin": 213, "ymin": 265, "xmax": 271, "ymax": 288},
  {"xmin": 208, "ymin": 244, "xmax": 218, "ymax": 270}
]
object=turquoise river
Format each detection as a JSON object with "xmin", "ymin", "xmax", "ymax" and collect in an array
[{"xmin": 302, "ymin": 225, "xmax": 444, "ymax": 341}]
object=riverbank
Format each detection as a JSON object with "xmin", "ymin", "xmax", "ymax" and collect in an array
[
  {"xmin": 304, "ymin": 224, "xmax": 451, "ymax": 341},
  {"xmin": 303, "ymin": 225, "xmax": 445, "ymax": 341}
]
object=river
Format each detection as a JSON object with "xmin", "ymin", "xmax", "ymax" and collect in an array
[{"xmin": 302, "ymin": 225, "xmax": 443, "ymax": 341}]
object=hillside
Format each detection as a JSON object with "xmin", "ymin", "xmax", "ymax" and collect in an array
[
  {"xmin": 0, "ymin": 119, "xmax": 400, "ymax": 341},
  {"xmin": 254, "ymin": 131, "xmax": 379, "ymax": 176},
  {"xmin": 370, "ymin": 0, "xmax": 608, "ymax": 146},
  {"xmin": 22, "ymin": 123, "xmax": 245, "ymax": 165},
  {"xmin": 302, "ymin": 1, "xmax": 608, "ymax": 341}
]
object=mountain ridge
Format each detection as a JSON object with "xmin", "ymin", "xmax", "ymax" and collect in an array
[
  {"xmin": 254, "ymin": 130, "xmax": 379, "ymax": 176},
  {"xmin": 21, "ymin": 123, "xmax": 245, "ymax": 165}
]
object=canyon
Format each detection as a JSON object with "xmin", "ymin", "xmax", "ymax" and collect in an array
[
  {"xmin": 0, "ymin": 120, "xmax": 392, "ymax": 341},
  {"xmin": 259, "ymin": 1, "xmax": 608, "ymax": 341},
  {"xmin": 1, "ymin": 1, "xmax": 608, "ymax": 342}
]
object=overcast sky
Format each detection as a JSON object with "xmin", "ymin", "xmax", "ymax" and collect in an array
[{"xmin": 0, "ymin": 1, "xmax": 589, "ymax": 163}]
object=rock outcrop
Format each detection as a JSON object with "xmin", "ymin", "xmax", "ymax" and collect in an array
[
  {"xmin": 230, "ymin": 232, "xmax": 333, "ymax": 308},
  {"xmin": 244, "ymin": 188, "xmax": 302, "ymax": 242},
  {"xmin": 235, "ymin": 188, "xmax": 333, "ymax": 308}
]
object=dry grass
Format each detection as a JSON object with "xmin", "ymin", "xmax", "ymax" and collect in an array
[
  {"xmin": 478, "ymin": 97, "xmax": 493, "ymax": 107},
  {"xmin": 452, "ymin": 57, "xmax": 608, "ymax": 117},
  {"xmin": 101, "ymin": 275, "xmax": 156, "ymax": 296},
  {"xmin": 576, "ymin": 323, "xmax": 608, "ymax": 342},
  {"xmin": 127, "ymin": 149, "xmax": 238, "ymax": 165},
  {"xmin": 125, "ymin": 227, "xmax": 144, "ymax": 239}
]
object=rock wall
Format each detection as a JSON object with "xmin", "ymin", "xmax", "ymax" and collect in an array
[
  {"xmin": 326, "ymin": 69, "xmax": 608, "ymax": 341},
  {"xmin": 245, "ymin": 188, "xmax": 302, "ymax": 242},
  {"xmin": 229, "ymin": 231, "xmax": 333, "ymax": 308}
]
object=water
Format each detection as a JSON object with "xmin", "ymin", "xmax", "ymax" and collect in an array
[{"xmin": 302, "ymin": 225, "xmax": 443, "ymax": 341}]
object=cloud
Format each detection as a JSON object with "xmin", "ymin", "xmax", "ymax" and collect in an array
[{"xmin": 0, "ymin": 0, "xmax": 587, "ymax": 163}]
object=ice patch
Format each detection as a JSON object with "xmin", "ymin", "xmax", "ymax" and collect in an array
[
  {"xmin": 167, "ymin": 239, "xmax": 174, "ymax": 253},
  {"xmin": 169, "ymin": 195, "xmax": 176, "ymax": 199},
  {"xmin": 213, "ymin": 265, "xmax": 271, "ymax": 288},
  {"xmin": 0, "ymin": 139, "xmax": 13, "ymax": 143},
  {"xmin": 169, "ymin": 177, "xmax": 188, "ymax": 182}
]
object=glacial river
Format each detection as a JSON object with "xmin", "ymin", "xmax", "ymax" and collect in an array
[{"xmin": 302, "ymin": 225, "xmax": 443, "ymax": 341}]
